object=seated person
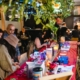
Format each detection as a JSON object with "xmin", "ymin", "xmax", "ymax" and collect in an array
[
  {"xmin": 27, "ymin": 41, "xmax": 35, "ymax": 59},
  {"xmin": 59, "ymin": 36, "xmax": 66, "ymax": 48},
  {"xmin": 34, "ymin": 33, "xmax": 47, "ymax": 50},
  {"xmin": 72, "ymin": 25, "xmax": 78, "ymax": 38},
  {"xmin": 0, "ymin": 34, "xmax": 20, "ymax": 80},
  {"xmin": 42, "ymin": 28, "xmax": 52, "ymax": 43},
  {"xmin": 3, "ymin": 24, "xmax": 20, "ymax": 62},
  {"xmin": 65, "ymin": 29, "xmax": 72, "ymax": 41}
]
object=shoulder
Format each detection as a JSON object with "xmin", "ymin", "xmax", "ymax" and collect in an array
[
  {"xmin": 0, "ymin": 45, "xmax": 9, "ymax": 59},
  {"xmin": 35, "ymin": 37, "xmax": 40, "ymax": 42},
  {"xmin": 35, "ymin": 37, "xmax": 41, "ymax": 44},
  {"xmin": 0, "ymin": 45, "xmax": 8, "ymax": 52}
]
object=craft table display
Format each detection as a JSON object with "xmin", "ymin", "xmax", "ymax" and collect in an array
[{"xmin": 4, "ymin": 41, "xmax": 77, "ymax": 80}]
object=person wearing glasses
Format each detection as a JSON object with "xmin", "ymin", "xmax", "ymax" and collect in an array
[
  {"xmin": 4, "ymin": 24, "xmax": 15, "ymax": 36},
  {"xmin": 3, "ymin": 24, "xmax": 20, "ymax": 62}
]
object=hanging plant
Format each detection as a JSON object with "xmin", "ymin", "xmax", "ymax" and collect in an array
[{"xmin": 0, "ymin": 0, "xmax": 74, "ymax": 33}]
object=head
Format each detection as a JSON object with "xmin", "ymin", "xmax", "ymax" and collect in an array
[
  {"xmin": 62, "ymin": 22, "xmax": 66, "ymax": 27},
  {"xmin": 66, "ymin": 29, "xmax": 71, "ymax": 34},
  {"xmin": 74, "ymin": 25, "xmax": 78, "ymax": 30},
  {"xmin": 42, "ymin": 30, "xmax": 46, "ymax": 38},
  {"xmin": 0, "ymin": 29, "xmax": 3, "ymax": 39},
  {"xmin": 44, "ymin": 28, "xmax": 52, "ymax": 39},
  {"xmin": 55, "ymin": 17, "xmax": 63, "ymax": 25},
  {"xmin": 6, "ymin": 24, "xmax": 15, "ymax": 34},
  {"xmin": 60, "ymin": 36, "xmax": 65, "ymax": 43}
]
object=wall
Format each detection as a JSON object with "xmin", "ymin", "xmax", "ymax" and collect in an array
[
  {"xmin": 0, "ymin": 16, "xmax": 75, "ymax": 31},
  {"xmin": 65, "ymin": 16, "xmax": 73, "ymax": 29},
  {"xmin": 0, "ymin": 20, "xmax": 21, "ymax": 32}
]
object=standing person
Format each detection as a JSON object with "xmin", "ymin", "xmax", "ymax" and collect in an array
[
  {"xmin": 60, "ymin": 22, "xmax": 67, "ymax": 36},
  {"xmin": 0, "ymin": 34, "xmax": 20, "ymax": 80},
  {"xmin": 3, "ymin": 24, "xmax": 20, "ymax": 61},
  {"xmin": 72, "ymin": 25, "xmax": 78, "ymax": 38},
  {"xmin": 54, "ymin": 17, "xmax": 63, "ymax": 42}
]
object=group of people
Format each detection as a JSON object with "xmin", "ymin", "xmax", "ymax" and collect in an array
[
  {"xmin": 0, "ymin": 24, "xmax": 22, "ymax": 80},
  {"xmin": 54, "ymin": 17, "xmax": 80, "ymax": 42},
  {"xmin": 0, "ymin": 23, "xmax": 53, "ymax": 79},
  {"xmin": 2, "ymin": 17, "xmax": 79, "ymax": 79}
]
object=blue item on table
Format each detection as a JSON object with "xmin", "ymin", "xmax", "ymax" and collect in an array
[
  {"xmin": 33, "ymin": 67, "xmax": 43, "ymax": 80},
  {"xmin": 58, "ymin": 56, "xmax": 68, "ymax": 64},
  {"xmin": 40, "ymin": 52, "xmax": 46, "ymax": 60},
  {"xmin": 60, "ymin": 43, "xmax": 64, "ymax": 47},
  {"xmin": 60, "ymin": 42, "xmax": 70, "ymax": 48}
]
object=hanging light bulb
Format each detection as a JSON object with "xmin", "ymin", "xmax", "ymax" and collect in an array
[
  {"xmin": 8, "ymin": 15, "xmax": 12, "ymax": 18},
  {"xmin": 15, "ymin": 14, "xmax": 20, "ymax": 18}
]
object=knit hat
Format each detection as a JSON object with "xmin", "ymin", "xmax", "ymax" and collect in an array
[{"xmin": 4, "ymin": 34, "xmax": 19, "ymax": 48}]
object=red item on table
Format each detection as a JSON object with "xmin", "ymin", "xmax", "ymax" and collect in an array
[
  {"xmin": 49, "ymin": 63, "xmax": 57, "ymax": 70},
  {"xmin": 4, "ymin": 41, "xmax": 77, "ymax": 80}
]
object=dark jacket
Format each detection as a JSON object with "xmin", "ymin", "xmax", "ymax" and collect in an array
[{"xmin": 72, "ymin": 30, "xmax": 79, "ymax": 38}]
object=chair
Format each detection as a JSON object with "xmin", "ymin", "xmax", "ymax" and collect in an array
[
  {"xmin": 19, "ymin": 52, "xmax": 27, "ymax": 65},
  {"xmin": 71, "ymin": 37, "xmax": 78, "ymax": 41}
]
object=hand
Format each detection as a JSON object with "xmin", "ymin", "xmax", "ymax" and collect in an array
[
  {"xmin": 50, "ymin": 42, "xmax": 54, "ymax": 47},
  {"xmin": 42, "ymin": 43, "xmax": 47, "ymax": 47},
  {"xmin": 13, "ymin": 62, "xmax": 20, "ymax": 69},
  {"xmin": 13, "ymin": 62, "xmax": 20, "ymax": 66},
  {"xmin": 15, "ymin": 65, "xmax": 20, "ymax": 69},
  {"xmin": 44, "ymin": 39, "xmax": 49, "ymax": 42}
]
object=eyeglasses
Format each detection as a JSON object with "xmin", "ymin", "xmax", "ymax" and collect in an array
[{"xmin": 10, "ymin": 29, "xmax": 15, "ymax": 31}]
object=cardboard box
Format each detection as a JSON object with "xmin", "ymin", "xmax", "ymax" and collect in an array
[{"xmin": 26, "ymin": 61, "xmax": 45, "ymax": 74}]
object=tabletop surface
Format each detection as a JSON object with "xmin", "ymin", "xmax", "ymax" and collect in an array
[{"xmin": 4, "ymin": 41, "xmax": 78, "ymax": 80}]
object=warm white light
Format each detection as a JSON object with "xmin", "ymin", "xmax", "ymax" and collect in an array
[
  {"xmin": 8, "ymin": 15, "xmax": 12, "ymax": 18},
  {"xmin": 77, "ymin": 22, "xmax": 80, "ymax": 26},
  {"xmin": 15, "ymin": 14, "xmax": 20, "ymax": 18}
]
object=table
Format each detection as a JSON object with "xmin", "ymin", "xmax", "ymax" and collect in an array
[
  {"xmin": 59, "ymin": 41, "xmax": 77, "ymax": 80},
  {"xmin": 4, "ymin": 41, "xmax": 77, "ymax": 80}
]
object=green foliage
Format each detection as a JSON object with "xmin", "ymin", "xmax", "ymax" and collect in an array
[{"xmin": 0, "ymin": 0, "xmax": 74, "ymax": 35}]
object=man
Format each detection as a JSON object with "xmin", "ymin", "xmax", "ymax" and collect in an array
[
  {"xmin": 55, "ymin": 17, "xmax": 63, "ymax": 28},
  {"xmin": 54, "ymin": 17, "xmax": 63, "ymax": 42},
  {"xmin": 3, "ymin": 24, "xmax": 20, "ymax": 61}
]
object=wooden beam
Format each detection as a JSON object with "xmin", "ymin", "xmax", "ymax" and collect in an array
[
  {"xmin": 20, "ymin": 19, "xmax": 24, "ymax": 31},
  {"xmin": 0, "ymin": 7, "xmax": 6, "ymax": 30}
]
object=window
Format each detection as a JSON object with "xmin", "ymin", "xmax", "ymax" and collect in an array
[{"xmin": 73, "ymin": 6, "xmax": 80, "ymax": 15}]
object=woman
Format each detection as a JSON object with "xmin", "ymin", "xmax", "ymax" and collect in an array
[
  {"xmin": 0, "ymin": 34, "xmax": 20, "ymax": 80},
  {"xmin": 34, "ymin": 32, "xmax": 47, "ymax": 50},
  {"xmin": 72, "ymin": 25, "xmax": 78, "ymax": 38}
]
